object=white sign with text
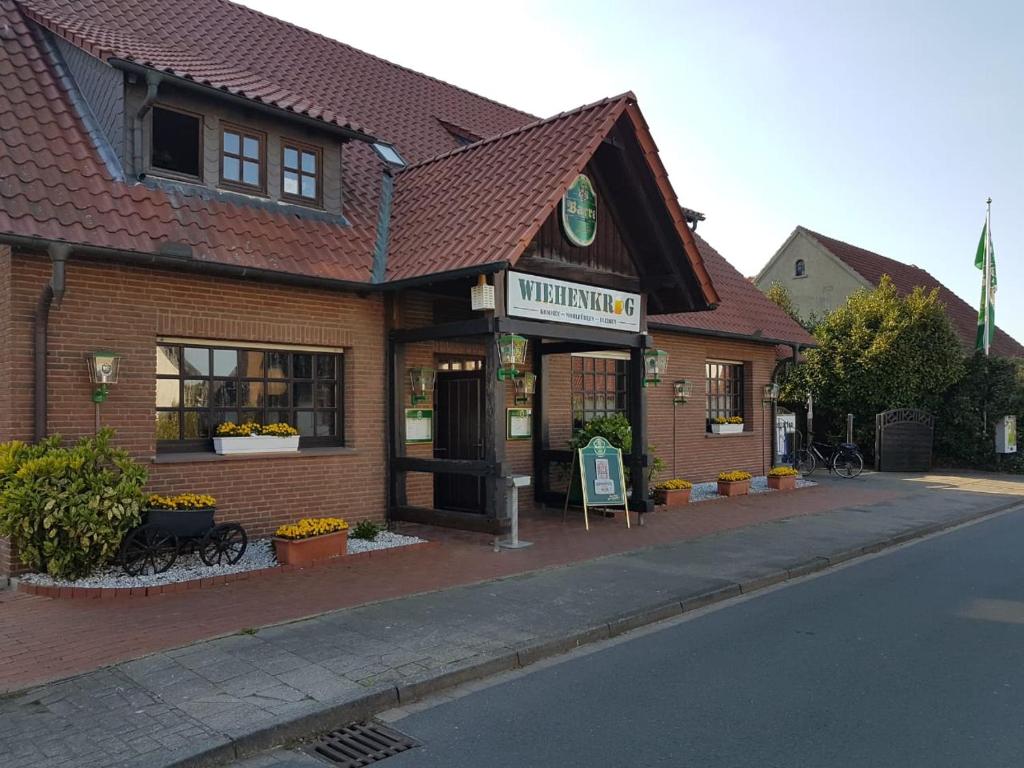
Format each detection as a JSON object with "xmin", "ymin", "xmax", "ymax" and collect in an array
[{"xmin": 507, "ymin": 272, "xmax": 641, "ymax": 332}]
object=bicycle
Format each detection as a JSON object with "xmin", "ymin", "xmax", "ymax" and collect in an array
[{"xmin": 796, "ymin": 439, "xmax": 864, "ymax": 478}]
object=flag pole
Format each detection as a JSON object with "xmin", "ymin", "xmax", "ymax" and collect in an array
[{"xmin": 984, "ymin": 197, "xmax": 992, "ymax": 357}]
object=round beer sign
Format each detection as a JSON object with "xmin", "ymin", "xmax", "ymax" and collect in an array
[{"xmin": 561, "ymin": 174, "xmax": 597, "ymax": 247}]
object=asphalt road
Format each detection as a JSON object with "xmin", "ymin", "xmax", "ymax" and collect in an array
[{"xmin": 369, "ymin": 507, "xmax": 1024, "ymax": 768}]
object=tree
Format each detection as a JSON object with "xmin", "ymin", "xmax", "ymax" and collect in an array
[
  {"xmin": 765, "ymin": 281, "xmax": 819, "ymax": 332},
  {"xmin": 781, "ymin": 276, "xmax": 965, "ymax": 453}
]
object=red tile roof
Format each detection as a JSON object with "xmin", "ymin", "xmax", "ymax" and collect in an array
[
  {"xmin": 801, "ymin": 227, "xmax": 1024, "ymax": 358},
  {"xmin": 651, "ymin": 234, "xmax": 816, "ymax": 347}
]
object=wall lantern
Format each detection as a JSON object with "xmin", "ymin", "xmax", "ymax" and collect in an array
[
  {"xmin": 496, "ymin": 334, "xmax": 528, "ymax": 380},
  {"xmin": 643, "ymin": 349, "xmax": 668, "ymax": 386},
  {"xmin": 514, "ymin": 371, "xmax": 537, "ymax": 404},
  {"xmin": 86, "ymin": 350, "xmax": 122, "ymax": 403},
  {"xmin": 408, "ymin": 367, "xmax": 436, "ymax": 405},
  {"xmin": 470, "ymin": 274, "xmax": 495, "ymax": 311},
  {"xmin": 762, "ymin": 382, "xmax": 780, "ymax": 404},
  {"xmin": 672, "ymin": 379, "xmax": 692, "ymax": 404}
]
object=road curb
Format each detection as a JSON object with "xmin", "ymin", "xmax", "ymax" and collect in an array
[{"xmin": 167, "ymin": 498, "xmax": 1023, "ymax": 767}]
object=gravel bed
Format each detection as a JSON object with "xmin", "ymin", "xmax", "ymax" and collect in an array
[
  {"xmin": 21, "ymin": 530, "xmax": 427, "ymax": 589},
  {"xmin": 689, "ymin": 475, "xmax": 816, "ymax": 503}
]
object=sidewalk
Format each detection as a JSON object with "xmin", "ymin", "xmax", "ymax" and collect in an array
[{"xmin": 1, "ymin": 471, "xmax": 1022, "ymax": 768}]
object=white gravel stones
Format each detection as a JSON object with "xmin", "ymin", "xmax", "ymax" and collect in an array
[
  {"xmin": 689, "ymin": 475, "xmax": 816, "ymax": 503},
  {"xmin": 21, "ymin": 530, "xmax": 427, "ymax": 589}
]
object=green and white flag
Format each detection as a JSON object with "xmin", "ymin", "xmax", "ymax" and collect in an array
[{"xmin": 975, "ymin": 207, "xmax": 997, "ymax": 355}]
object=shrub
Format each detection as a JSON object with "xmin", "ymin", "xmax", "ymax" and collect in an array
[
  {"xmin": 350, "ymin": 519, "xmax": 381, "ymax": 540},
  {"xmin": 767, "ymin": 466, "xmax": 800, "ymax": 477},
  {"xmin": 274, "ymin": 517, "xmax": 348, "ymax": 540},
  {"xmin": 718, "ymin": 470, "xmax": 752, "ymax": 482},
  {"xmin": 654, "ymin": 479, "xmax": 692, "ymax": 490},
  {"xmin": 0, "ymin": 429, "xmax": 148, "ymax": 580},
  {"xmin": 568, "ymin": 413, "xmax": 632, "ymax": 454},
  {"xmin": 147, "ymin": 493, "xmax": 216, "ymax": 510}
]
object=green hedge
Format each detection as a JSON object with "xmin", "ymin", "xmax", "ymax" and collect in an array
[{"xmin": 0, "ymin": 429, "xmax": 148, "ymax": 579}]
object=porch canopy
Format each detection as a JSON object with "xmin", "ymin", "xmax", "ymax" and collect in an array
[{"xmin": 383, "ymin": 94, "xmax": 720, "ymax": 532}]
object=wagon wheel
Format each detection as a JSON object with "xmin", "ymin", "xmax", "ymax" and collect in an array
[
  {"xmin": 120, "ymin": 524, "xmax": 178, "ymax": 576},
  {"xmin": 199, "ymin": 523, "xmax": 247, "ymax": 567}
]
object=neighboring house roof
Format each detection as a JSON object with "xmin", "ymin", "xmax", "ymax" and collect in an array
[
  {"xmin": 800, "ymin": 227, "xmax": 1024, "ymax": 358},
  {"xmin": 651, "ymin": 234, "xmax": 815, "ymax": 348}
]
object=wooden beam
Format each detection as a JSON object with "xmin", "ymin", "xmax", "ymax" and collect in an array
[
  {"xmin": 628, "ymin": 346, "xmax": 653, "ymax": 515},
  {"xmin": 386, "ymin": 294, "xmax": 407, "ymax": 519},
  {"xmin": 392, "ymin": 456, "xmax": 496, "ymax": 477},
  {"xmin": 390, "ymin": 317, "xmax": 494, "ymax": 343},
  {"xmin": 531, "ymin": 337, "xmax": 545, "ymax": 503},
  {"xmin": 497, "ymin": 317, "xmax": 645, "ymax": 348},
  {"xmin": 483, "ymin": 328, "xmax": 507, "ymax": 519},
  {"xmin": 391, "ymin": 506, "xmax": 510, "ymax": 534},
  {"xmin": 514, "ymin": 256, "xmax": 642, "ymax": 293}
]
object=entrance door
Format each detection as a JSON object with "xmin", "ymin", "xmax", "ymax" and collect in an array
[{"xmin": 434, "ymin": 369, "xmax": 485, "ymax": 513}]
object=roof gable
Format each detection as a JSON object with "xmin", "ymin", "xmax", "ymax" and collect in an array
[{"xmin": 801, "ymin": 227, "xmax": 1024, "ymax": 358}]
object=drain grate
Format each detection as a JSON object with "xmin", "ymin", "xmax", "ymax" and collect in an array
[{"xmin": 306, "ymin": 721, "xmax": 421, "ymax": 767}]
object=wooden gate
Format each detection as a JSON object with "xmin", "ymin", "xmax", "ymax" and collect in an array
[{"xmin": 874, "ymin": 409, "xmax": 934, "ymax": 471}]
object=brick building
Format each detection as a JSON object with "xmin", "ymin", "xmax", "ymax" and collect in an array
[{"xmin": 0, "ymin": 0, "xmax": 812, "ymax": 576}]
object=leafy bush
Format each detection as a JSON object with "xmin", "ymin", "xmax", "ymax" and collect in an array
[
  {"xmin": 568, "ymin": 413, "xmax": 632, "ymax": 453},
  {"xmin": 0, "ymin": 429, "xmax": 148, "ymax": 580},
  {"xmin": 350, "ymin": 520, "xmax": 381, "ymax": 541}
]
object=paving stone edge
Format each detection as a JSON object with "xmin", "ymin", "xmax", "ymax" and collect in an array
[{"xmin": 145, "ymin": 498, "xmax": 1024, "ymax": 767}]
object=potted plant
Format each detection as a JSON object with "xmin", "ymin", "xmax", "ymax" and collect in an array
[
  {"xmin": 145, "ymin": 493, "xmax": 217, "ymax": 534},
  {"xmin": 717, "ymin": 470, "xmax": 752, "ymax": 497},
  {"xmin": 273, "ymin": 517, "xmax": 349, "ymax": 566},
  {"xmin": 710, "ymin": 416, "xmax": 744, "ymax": 435},
  {"xmin": 767, "ymin": 465, "xmax": 800, "ymax": 491},
  {"xmin": 213, "ymin": 421, "xmax": 300, "ymax": 455},
  {"xmin": 653, "ymin": 479, "xmax": 692, "ymax": 507}
]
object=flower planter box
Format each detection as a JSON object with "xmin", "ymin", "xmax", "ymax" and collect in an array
[
  {"xmin": 767, "ymin": 475, "xmax": 797, "ymax": 491},
  {"xmin": 213, "ymin": 435, "xmax": 300, "ymax": 455},
  {"xmin": 654, "ymin": 488, "xmax": 691, "ymax": 507},
  {"xmin": 142, "ymin": 507, "xmax": 216, "ymax": 537},
  {"xmin": 273, "ymin": 530, "xmax": 347, "ymax": 566},
  {"xmin": 717, "ymin": 479, "xmax": 750, "ymax": 497},
  {"xmin": 710, "ymin": 423, "xmax": 744, "ymax": 435}
]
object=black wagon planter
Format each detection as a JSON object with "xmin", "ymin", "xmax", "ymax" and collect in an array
[{"xmin": 119, "ymin": 508, "xmax": 248, "ymax": 576}]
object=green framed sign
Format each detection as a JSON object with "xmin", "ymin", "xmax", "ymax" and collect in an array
[
  {"xmin": 571, "ymin": 436, "xmax": 630, "ymax": 531},
  {"xmin": 404, "ymin": 408, "xmax": 433, "ymax": 444},
  {"xmin": 561, "ymin": 174, "xmax": 597, "ymax": 247},
  {"xmin": 507, "ymin": 407, "xmax": 532, "ymax": 440}
]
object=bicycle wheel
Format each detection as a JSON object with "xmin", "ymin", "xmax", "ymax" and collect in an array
[
  {"xmin": 796, "ymin": 449, "xmax": 816, "ymax": 475},
  {"xmin": 833, "ymin": 451, "xmax": 864, "ymax": 478}
]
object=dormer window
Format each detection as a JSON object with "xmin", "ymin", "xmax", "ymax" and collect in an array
[
  {"xmin": 221, "ymin": 125, "xmax": 265, "ymax": 193},
  {"xmin": 794, "ymin": 259, "xmax": 806, "ymax": 277},
  {"xmin": 282, "ymin": 141, "xmax": 322, "ymax": 206},
  {"xmin": 151, "ymin": 105, "xmax": 202, "ymax": 179}
]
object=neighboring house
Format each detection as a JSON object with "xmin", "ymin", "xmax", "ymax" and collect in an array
[
  {"xmin": 756, "ymin": 226, "xmax": 1024, "ymax": 358},
  {"xmin": 0, "ymin": 0, "xmax": 811, "ymax": 577}
]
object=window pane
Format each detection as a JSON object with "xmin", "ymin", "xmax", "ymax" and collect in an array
[
  {"xmin": 266, "ymin": 351, "xmax": 288, "ymax": 378},
  {"xmin": 295, "ymin": 411, "xmax": 315, "ymax": 436},
  {"xmin": 242, "ymin": 160, "xmax": 259, "ymax": 186},
  {"xmin": 216, "ymin": 411, "xmax": 238, "ymax": 428},
  {"xmin": 223, "ymin": 155, "xmax": 240, "ymax": 181},
  {"xmin": 156, "ymin": 345, "xmax": 180, "ymax": 375},
  {"xmin": 151, "ymin": 107, "xmax": 200, "ymax": 176},
  {"xmin": 240, "ymin": 381, "xmax": 263, "ymax": 408},
  {"xmin": 293, "ymin": 353, "xmax": 313, "ymax": 379},
  {"xmin": 283, "ymin": 170, "xmax": 299, "ymax": 195},
  {"xmin": 242, "ymin": 136, "xmax": 259, "ymax": 159},
  {"xmin": 211, "ymin": 380, "xmax": 237, "ymax": 407},
  {"xmin": 316, "ymin": 354, "xmax": 336, "ymax": 379},
  {"xmin": 301, "ymin": 175, "xmax": 316, "ymax": 199},
  {"xmin": 240, "ymin": 351, "xmax": 264, "ymax": 378},
  {"xmin": 316, "ymin": 382, "xmax": 335, "ymax": 408},
  {"xmin": 155, "ymin": 411, "xmax": 179, "ymax": 441},
  {"xmin": 265, "ymin": 410, "xmax": 287, "ymax": 425},
  {"xmin": 213, "ymin": 348, "xmax": 238, "ymax": 377},
  {"xmin": 266, "ymin": 381, "xmax": 289, "ymax": 408},
  {"xmin": 183, "ymin": 347, "xmax": 209, "ymax": 376},
  {"xmin": 293, "ymin": 382, "xmax": 313, "ymax": 408},
  {"xmin": 223, "ymin": 131, "xmax": 240, "ymax": 155},
  {"xmin": 183, "ymin": 411, "xmax": 209, "ymax": 438},
  {"xmin": 301, "ymin": 151, "xmax": 316, "ymax": 173},
  {"xmin": 240, "ymin": 410, "xmax": 260, "ymax": 425},
  {"xmin": 315, "ymin": 410, "xmax": 335, "ymax": 436},
  {"xmin": 183, "ymin": 379, "xmax": 208, "ymax": 407},
  {"xmin": 283, "ymin": 147, "xmax": 298, "ymax": 169},
  {"xmin": 155, "ymin": 380, "xmax": 180, "ymax": 408}
]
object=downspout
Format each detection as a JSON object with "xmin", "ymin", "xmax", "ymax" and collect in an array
[
  {"xmin": 33, "ymin": 244, "xmax": 69, "ymax": 442},
  {"xmin": 371, "ymin": 168, "xmax": 395, "ymax": 283},
  {"xmin": 133, "ymin": 71, "xmax": 162, "ymax": 178}
]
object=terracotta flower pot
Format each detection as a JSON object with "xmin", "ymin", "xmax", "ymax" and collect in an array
[
  {"xmin": 654, "ymin": 488, "xmax": 691, "ymax": 507},
  {"xmin": 273, "ymin": 529, "xmax": 348, "ymax": 566},
  {"xmin": 767, "ymin": 475, "xmax": 797, "ymax": 491},
  {"xmin": 717, "ymin": 479, "xmax": 750, "ymax": 497}
]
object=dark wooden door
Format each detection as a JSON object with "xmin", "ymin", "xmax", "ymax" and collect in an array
[{"xmin": 434, "ymin": 370, "xmax": 485, "ymax": 513}]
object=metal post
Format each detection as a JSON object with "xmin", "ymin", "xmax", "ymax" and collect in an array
[
  {"xmin": 847, "ymin": 413, "xmax": 854, "ymax": 444},
  {"xmin": 498, "ymin": 476, "xmax": 532, "ymax": 549}
]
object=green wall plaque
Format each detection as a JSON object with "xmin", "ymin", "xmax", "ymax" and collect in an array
[
  {"xmin": 405, "ymin": 408, "xmax": 433, "ymax": 444},
  {"xmin": 561, "ymin": 174, "xmax": 597, "ymax": 247},
  {"xmin": 507, "ymin": 407, "xmax": 532, "ymax": 440}
]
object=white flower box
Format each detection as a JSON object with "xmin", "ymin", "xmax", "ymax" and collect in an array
[
  {"xmin": 213, "ymin": 435, "xmax": 300, "ymax": 455},
  {"xmin": 710, "ymin": 423, "xmax": 744, "ymax": 435}
]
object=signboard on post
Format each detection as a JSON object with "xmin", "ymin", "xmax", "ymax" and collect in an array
[
  {"xmin": 507, "ymin": 271, "xmax": 641, "ymax": 332},
  {"xmin": 996, "ymin": 415, "xmax": 1017, "ymax": 454},
  {"xmin": 566, "ymin": 436, "xmax": 630, "ymax": 531}
]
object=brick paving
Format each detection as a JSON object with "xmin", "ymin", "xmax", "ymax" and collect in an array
[{"xmin": 0, "ymin": 472, "xmax": 1021, "ymax": 768}]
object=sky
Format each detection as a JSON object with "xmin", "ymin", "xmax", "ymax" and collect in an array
[{"xmin": 240, "ymin": 0, "xmax": 1022, "ymax": 341}]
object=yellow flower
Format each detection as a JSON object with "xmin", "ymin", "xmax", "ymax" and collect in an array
[
  {"xmin": 274, "ymin": 517, "xmax": 349, "ymax": 540},
  {"xmin": 767, "ymin": 466, "xmax": 800, "ymax": 477},
  {"xmin": 655, "ymin": 479, "xmax": 692, "ymax": 490},
  {"xmin": 718, "ymin": 470, "xmax": 752, "ymax": 482}
]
